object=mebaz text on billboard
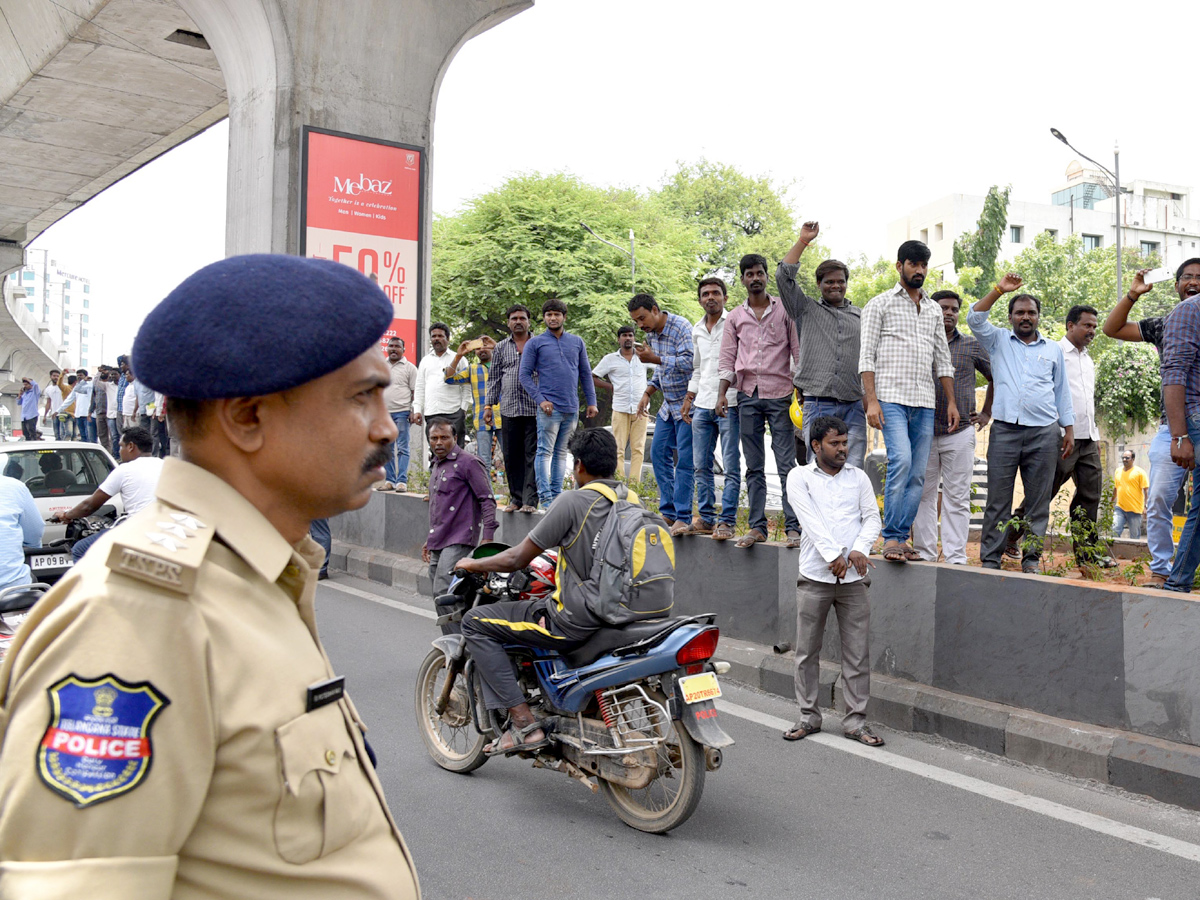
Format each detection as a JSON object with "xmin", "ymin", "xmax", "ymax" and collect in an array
[{"xmin": 300, "ymin": 128, "xmax": 423, "ymax": 352}]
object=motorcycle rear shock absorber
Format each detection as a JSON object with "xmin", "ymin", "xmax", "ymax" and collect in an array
[{"xmin": 595, "ymin": 689, "xmax": 624, "ymax": 749}]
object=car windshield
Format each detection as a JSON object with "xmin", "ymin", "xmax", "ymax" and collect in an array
[{"xmin": 1, "ymin": 448, "xmax": 113, "ymax": 499}]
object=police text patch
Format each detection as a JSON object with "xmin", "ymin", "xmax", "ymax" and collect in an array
[{"xmin": 38, "ymin": 673, "xmax": 170, "ymax": 808}]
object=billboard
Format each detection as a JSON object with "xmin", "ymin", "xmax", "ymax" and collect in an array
[{"xmin": 299, "ymin": 127, "xmax": 424, "ymax": 353}]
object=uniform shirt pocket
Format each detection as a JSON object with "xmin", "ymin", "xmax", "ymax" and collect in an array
[{"xmin": 273, "ymin": 703, "xmax": 373, "ymax": 864}]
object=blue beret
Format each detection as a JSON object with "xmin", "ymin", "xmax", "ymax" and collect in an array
[{"xmin": 132, "ymin": 254, "xmax": 393, "ymax": 399}]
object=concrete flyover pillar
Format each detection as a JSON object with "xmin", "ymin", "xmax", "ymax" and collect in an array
[{"xmin": 175, "ymin": 0, "xmax": 532, "ymax": 345}]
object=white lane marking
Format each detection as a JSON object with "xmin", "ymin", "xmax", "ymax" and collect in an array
[
  {"xmin": 321, "ymin": 581, "xmax": 437, "ymax": 620},
  {"xmin": 715, "ymin": 698, "xmax": 1200, "ymax": 864}
]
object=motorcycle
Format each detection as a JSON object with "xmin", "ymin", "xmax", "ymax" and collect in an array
[
  {"xmin": 26, "ymin": 507, "xmax": 122, "ymax": 585},
  {"xmin": 0, "ymin": 582, "xmax": 51, "ymax": 664},
  {"xmin": 413, "ymin": 544, "xmax": 734, "ymax": 834}
]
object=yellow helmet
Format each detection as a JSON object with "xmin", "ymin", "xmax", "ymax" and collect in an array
[{"xmin": 789, "ymin": 391, "xmax": 803, "ymax": 428}]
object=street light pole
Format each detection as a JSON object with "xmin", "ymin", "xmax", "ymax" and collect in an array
[
  {"xmin": 1050, "ymin": 127, "xmax": 1123, "ymax": 294},
  {"xmin": 580, "ymin": 222, "xmax": 636, "ymax": 294}
]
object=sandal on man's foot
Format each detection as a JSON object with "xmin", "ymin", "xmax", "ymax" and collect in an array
[
  {"xmin": 735, "ymin": 529, "xmax": 766, "ymax": 549},
  {"xmin": 881, "ymin": 540, "xmax": 907, "ymax": 563},
  {"xmin": 844, "ymin": 725, "xmax": 885, "ymax": 747},
  {"xmin": 502, "ymin": 503, "xmax": 520, "ymax": 513},
  {"xmin": 518, "ymin": 505, "xmax": 536, "ymax": 513},
  {"xmin": 484, "ymin": 720, "xmax": 551, "ymax": 757},
  {"xmin": 690, "ymin": 517, "xmax": 714, "ymax": 535},
  {"xmin": 785, "ymin": 529, "xmax": 802, "ymax": 549},
  {"xmin": 711, "ymin": 523, "xmax": 735, "ymax": 541},
  {"xmin": 901, "ymin": 545, "xmax": 922, "ymax": 561},
  {"xmin": 783, "ymin": 722, "xmax": 821, "ymax": 741},
  {"xmin": 670, "ymin": 520, "xmax": 692, "ymax": 538}
]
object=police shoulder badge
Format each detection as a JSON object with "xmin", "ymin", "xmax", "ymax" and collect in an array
[{"xmin": 38, "ymin": 673, "xmax": 170, "ymax": 808}]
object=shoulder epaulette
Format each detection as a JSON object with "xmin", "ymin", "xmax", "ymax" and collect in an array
[{"xmin": 104, "ymin": 507, "xmax": 215, "ymax": 595}]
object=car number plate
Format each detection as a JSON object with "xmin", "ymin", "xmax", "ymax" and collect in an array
[
  {"xmin": 678, "ymin": 672, "xmax": 722, "ymax": 704},
  {"xmin": 31, "ymin": 554, "xmax": 71, "ymax": 569}
]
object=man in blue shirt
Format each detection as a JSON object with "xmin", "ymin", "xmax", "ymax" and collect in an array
[
  {"xmin": 518, "ymin": 299, "xmax": 598, "ymax": 508},
  {"xmin": 1157, "ymin": 278, "xmax": 1200, "ymax": 592},
  {"xmin": 0, "ymin": 475, "xmax": 44, "ymax": 589},
  {"xmin": 17, "ymin": 378, "xmax": 40, "ymax": 442},
  {"xmin": 631, "ymin": 293, "xmax": 696, "ymax": 532},
  {"xmin": 967, "ymin": 273, "xmax": 1074, "ymax": 572}
]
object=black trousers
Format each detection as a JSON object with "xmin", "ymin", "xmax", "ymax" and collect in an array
[
  {"xmin": 152, "ymin": 417, "xmax": 170, "ymax": 458},
  {"xmin": 500, "ymin": 415, "xmax": 538, "ymax": 507},
  {"xmin": 1012, "ymin": 436, "xmax": 1104, "ymax": 562},
  {"xmin": 462, "ymin": 600, "xmax": 587, "ymax": 710},
  {"xmin": 21, "ymin": 418, "xmax": 38, "ymax": 441}
]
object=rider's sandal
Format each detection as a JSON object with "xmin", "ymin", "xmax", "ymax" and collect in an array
[{"xmin": 484, "ymin": 719, "xmax": 552, "ymax": 757}]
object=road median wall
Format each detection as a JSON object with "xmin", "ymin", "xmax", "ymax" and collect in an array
[{"xmin": 330, "ymin": 492, "xmax": 1200, "ymax": 809}]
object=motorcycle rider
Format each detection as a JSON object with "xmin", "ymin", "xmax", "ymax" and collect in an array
[
  {"xmin": 457, "ymin": 428, "xmax": 624, "ymax": 756},
  {"xmin": 51, "ymin": 426, "xmax": 164, "ymax": 561}
]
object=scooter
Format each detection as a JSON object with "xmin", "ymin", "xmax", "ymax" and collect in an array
[{"xmin": 413, "ymin": 551, "xmax": 734, "ymax": 834}]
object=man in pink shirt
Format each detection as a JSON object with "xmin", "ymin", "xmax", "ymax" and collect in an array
[{"xmin": 717, "ymin": 253, "xmax": 801, "ymax": 548}]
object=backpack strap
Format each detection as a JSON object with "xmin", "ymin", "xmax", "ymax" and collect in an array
[{"xmin": 582, "ymin": 481, "xmax": 641, "ymax": 506}]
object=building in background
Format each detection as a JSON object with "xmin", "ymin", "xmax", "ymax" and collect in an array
[
  {"xmin": 3, "ymin": 251, "xmax": 98, "ymax": 369},
  {"xmin": 890, "ymin": 163, "xmax": 1200, "ymax": 276}
]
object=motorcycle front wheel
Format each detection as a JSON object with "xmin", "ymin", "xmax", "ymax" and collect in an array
[
  {"xmin": 414, "ymin": 648, "xmax": 488, "ymax": 773},
  {"xmin": 598, "ymin": 688, "xmax": 705, "ymax": 834}
]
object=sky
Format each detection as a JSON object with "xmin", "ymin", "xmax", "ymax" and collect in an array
[{"xmin": 26, "ymin": 0, "xmax": 1200, "ymax": 359}]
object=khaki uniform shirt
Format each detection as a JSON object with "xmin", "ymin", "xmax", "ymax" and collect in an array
[{"xmin": 0, "ymin": 459, "xmax": 420, "ymax": 900}]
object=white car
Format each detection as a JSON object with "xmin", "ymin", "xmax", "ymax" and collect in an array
[{"xmin": 0, "ymin": 442, "xmax": 124, "ymax": 581}]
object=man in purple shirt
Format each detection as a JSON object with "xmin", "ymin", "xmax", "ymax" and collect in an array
[
  {"xmin": 422, "ymin": 420, "xmax": 498, "ymax": 605},
  {"xmin": 717, "ymin": 254, "xmax": 801, "ymax": 549}
]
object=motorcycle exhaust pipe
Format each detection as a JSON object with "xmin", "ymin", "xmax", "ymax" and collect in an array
[{"xmin": 705, "ymin": 748, "xmax": 723, "ymax": 772}]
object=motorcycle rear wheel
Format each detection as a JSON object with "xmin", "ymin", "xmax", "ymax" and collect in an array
[
  {"xmin": 414, "ymin": 648, "xmax": 488, "ymax": 773},
  {"xmin": 598, "ymin": 688, "xmax": 705, "ymax": 834}
]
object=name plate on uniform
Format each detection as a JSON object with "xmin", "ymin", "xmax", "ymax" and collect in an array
[{"xmin": 306, "ymin": 676, "xmax": 345, "ymax": 712}]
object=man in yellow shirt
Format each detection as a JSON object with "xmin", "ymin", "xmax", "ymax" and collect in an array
[{"xmin": 1113, "ymin": 450, "xmax": 1150, "ymax": 539}]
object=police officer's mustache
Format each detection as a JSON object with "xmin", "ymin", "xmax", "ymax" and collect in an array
[{"xmin": 363, "ymin": 446, "xmax": 391, "ymax": 473}]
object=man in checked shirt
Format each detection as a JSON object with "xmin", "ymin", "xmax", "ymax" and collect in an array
[{"xmin": 859, "ymin": 240, "xmax": 959, "ymax": 563}]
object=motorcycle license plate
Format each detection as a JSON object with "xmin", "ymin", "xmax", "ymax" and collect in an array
[
  {"xmin": 31, "ymin": 554, "xmax": 70, "ymax": 569},
  {"xmin": 678, "ymin": 672, "xmax": 722, "ymax": 704}
]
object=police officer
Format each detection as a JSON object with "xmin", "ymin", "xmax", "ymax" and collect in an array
[{"xmin": 0, "ymin": 255, "xmax": 419, "ymax": 899}]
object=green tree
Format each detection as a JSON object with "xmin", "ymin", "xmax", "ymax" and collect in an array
[
  {"xmin": 652, "ymin": 159, "xmax": 823, "ymax": 299},
  {"xmin": 1094, "ymin": 342, "xmax": 1162, "ymax": 440},
  {"xmin": 952, "ymin": 184, "xmax": 1011, "ymax": 298},
  {"xmin": 431, "ymin": 172, "xmax": 700, "ymax": 362}
]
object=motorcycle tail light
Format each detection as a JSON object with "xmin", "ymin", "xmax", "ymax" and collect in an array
[{"xmin": 676, "ymin": 628, "xmax": 719, "ymax": 666}]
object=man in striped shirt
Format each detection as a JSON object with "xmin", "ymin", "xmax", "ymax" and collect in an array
[{"xmin": 859, "ymin": 241, "xmax": 958, "ymax": 563}]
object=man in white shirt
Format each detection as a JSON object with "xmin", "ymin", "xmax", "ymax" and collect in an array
[
  {"xmin": 1008, "ymin": 304, "xmax": 1113, "ymax": 567},
  {"xmin": 51, "ymin": 426, "xmax": 164, "ymax": 561},
  {"xmin": 412, "ymin": 322, "xmax": 469, "ymax": 448},
  {"xmin": 592, "ymin": 325, "xmax": 653, "ymax": 482},
  {"xmin": 681, "ymin": 277, "xmax": 739, "ymax": 540},
  {"xmin": 784, "ymin": 415, "xmax": 884, "ymax": 747},
  {"xmin": 379, "ymin": 336, "xmax": 418, "ymax": 491}
]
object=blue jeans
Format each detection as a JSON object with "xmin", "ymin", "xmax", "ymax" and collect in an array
[
  {"xmin": 1147, "ymin": 423, "xmax": 1186, "ymax": 577},
  {"xmin": 535, "ymin": 408, "xmax": 577, "ymax": 506},
  {"xmin": 692, "ymin": 406, "xmax": 739, "ymax": 526},
  {"xmin": 476, "ymin": 427, "xmax": 496, "ymax": 471},
  {"xmin": 71, "ymin": 531, "xmax": 101, "ymax": 563},
  {"xmin": 802, "ymin": 399, "xmax": 867, "ymax": 469},
  {"xmin": 1164, "ymin": 412, "xmax": 1200, "ymax": 592},
  {"xmin": 879, "ymin": 402, "xmax": 934, "ymax": 544},
  {"xmin": 651, "ymin": 413, "xmax": 695, "ymax": 523},
  {"xmin": 309, "ymin": 517, "xmax": 331, "ymax": 577},
  {"xmin": 384, "ymin": 411, "xmax": 411, "ymax": 485},
  {"xmin": 1112, "ymin": 507, "xmax": 1143, "ymax": 539},
  {"xmin": 76, "ymin": 416, "xmax": 95, "ymax": 443},
  {"xmin": 738, "ymin": 392, "xmax": 799, "ymax": 535}
]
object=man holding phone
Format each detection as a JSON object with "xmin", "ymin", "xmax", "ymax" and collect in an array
[{"xmin": 1102, "ymin": 259, "xmax": 1200, "ymax": 584}]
